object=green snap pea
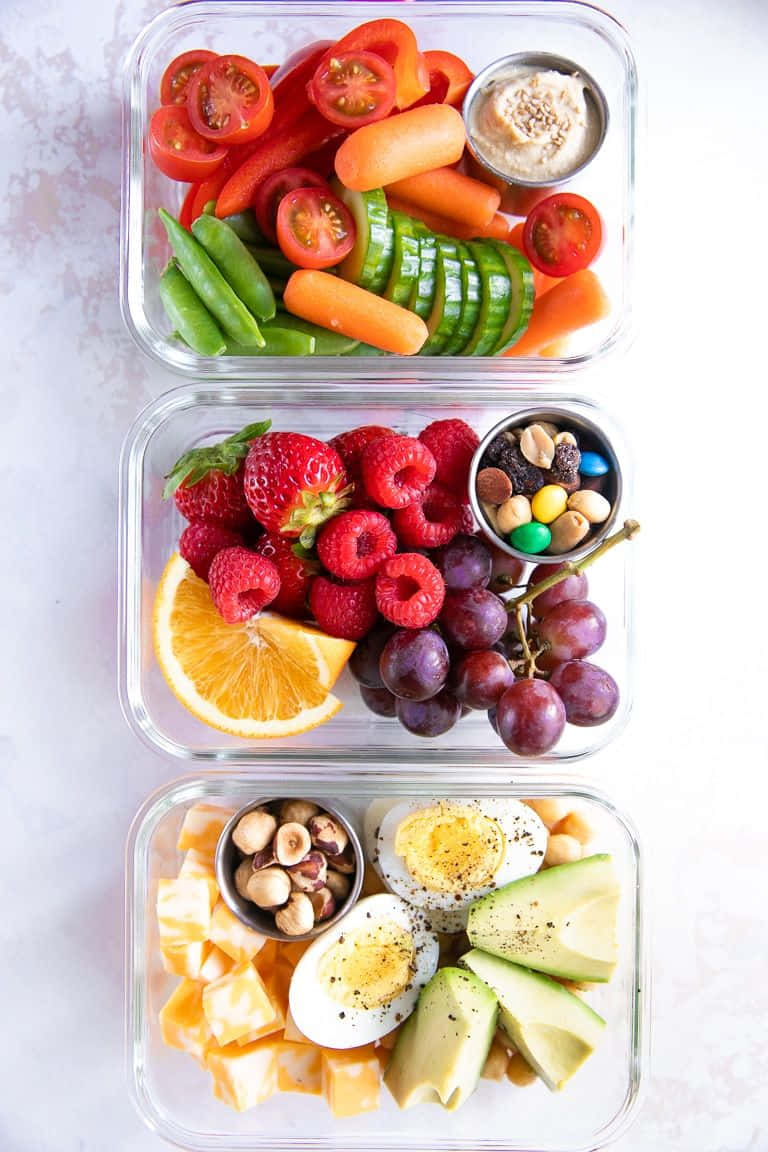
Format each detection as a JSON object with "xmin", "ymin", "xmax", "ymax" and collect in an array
[
  {"xmin": 158, "ymin": 208, "xmax": 265, "ymax": 348},
  {"xmin": 223, "ymin": 210, "xmax": 265, "ymax": 246},
  {"xmin": 159, "ymin": 261, "xmax": 226, "ymax": 358},
  {"xmin": 245, "ymin": 245, "xmax": 297, "ymax": 281},
  {"xmin": 270, "ymin": 311, "xmax": 361, "ymax": 356},
  {"xmin": 224, "ymin": 327, "xmax": 316, "ymax": 356},
  {"xmin": 192, "ymin": 214, "xmax": 275, "ymax": 322}
]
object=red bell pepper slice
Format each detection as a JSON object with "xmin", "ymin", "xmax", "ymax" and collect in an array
[
  {"xmin": 420, "ymin": 50, "xmax": 474, "ymax": 108},
  {"xmin": 178, "ymin": 183, "xmax": 201, "ymax": 231},
  {"xmin": 314, "ymin": 19, "xmax": 429, "ymax": 109}
]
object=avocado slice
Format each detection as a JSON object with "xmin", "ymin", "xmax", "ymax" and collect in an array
[
  {"xmin": 384, "ymin": 967, "xmax": 497, "ymax": 1111},
  {"xmin": 467, "ymin": 854, "xmax": 619, "ymax": 983},
  {"xmin": 461, "ymin": 949, "xmax": 605, "ymax": 1091}
]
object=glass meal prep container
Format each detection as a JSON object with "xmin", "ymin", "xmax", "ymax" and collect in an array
[
  {"xmin": 118, "ymin": 382, "xmax": 634, "ymax": 769},
  {"xmin": 126, "ymin": 771, "xmax": 647, "ymax": 1151},
  {"xmin": 120, "ymin": 0, "xmax": 637, "ymax": 381}
]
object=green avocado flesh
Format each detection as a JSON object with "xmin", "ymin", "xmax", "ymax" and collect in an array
[
  {"xmin": 467, "ymin": 854, "xmax": 620, "ymax": 983},
  {"xmin": 461, "ymin": 949, "xmax": 605, "ymax": 1091},
  {"xmin": 384, "ymin": 967, "xmax": 497, "ymax": 1112}
]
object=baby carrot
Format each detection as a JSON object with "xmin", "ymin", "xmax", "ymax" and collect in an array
[
  {"xmin": 508, "ymin": 222, "xmax": 561, "ymax": 297},
  {"xmin": 334, "ymin": 105, "xmax": 465, "ymax": 193},
  {"xmin": 283, "ymin": 270, "xmax": 428, "ymax": 355},
  {"xmin": 385, "ymin": 168, "xmax": 500, "ymax": 228},
  {"xmin": 386, "ymin": 195, "xmax": 511, "ymax": 242},
  {"xmin": 503, "ymin": 270, "xmax": 610, "ymax": 357}
]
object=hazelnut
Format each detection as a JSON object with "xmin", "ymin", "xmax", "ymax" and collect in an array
[
  {"xmin": 234, "ymin": 856, "xmax": 255, "ymax": 900},
  {"xmin": 309, "ymin": 887, "xmax": 336, "ymax": 922},
  {"xmin": 251, "ymin": 844, "xmax": 277, "ymax": 870},
  {"xmin": 325, "ymin": 843, "xmax": 356, "ymax": 874},
  {"xmin": 245, "ymin": 866, "xmax": 291, "ymax": 909},
  {"xmin": 325, "ymin": 870, "xmax": 351, "ymax": 902},
  {"xmin": 308, "ymin": 814, "xmax": 348, "ymax": 857},
  {"xmin": 287, "ymin": 850, "xmax": 328, "ymax": 892},
  {"xmin": 476, "ymin": 467, "xmax": 513, "ymax": 505},
  {"xmin": 548, "ymin": 510, "xmax": 590, "ymax": 554},
  {"xmin": 496, "ymin": 495, "xmax": 532, "ymax": 535},
  {"xmin": 519, "ymin": 424, "xmax": 555, "ymax": 470},
  {"xmin": 279, "ymin": 799, "xmax": 320, "ymax": 826},
  {"xmin": 275, "ymin": 891, "xmax": 314, "ymax": 936},
  {"xmin": 275, "ymin": 822, "xmax": 312, "ymax": 866},
  {"xmin": 567, "ymin": 490, "xmax": 611, "ymax": 524},
  {"xmin": 480, "ymin": 501, "xmax": 500, "ymax": 532},
  {"xmin": 232, "ymin": 809, "xmax": 277, "ymax": 855},
  {"xmin": 554, "ymin": 430, "xmax": 578, "ymax": 448},
  {"xmin": 537, "ymin": 422, "xmax": 560, "ymax": 439}
]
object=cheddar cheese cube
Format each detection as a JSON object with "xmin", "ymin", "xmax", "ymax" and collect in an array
[
  {"xmin": 199, "ymin": 944, "xmax": 236, "ymax": 984},
  {"xmin": 161, "ymin": 940, "xmax": 211, "ymax": 979},
  {"xmin": 277, "ymin": 1041, "xmax": 322, "ymax": 1095},
  {"xmin": 279, "ymin": 939, "xmax": 312, "ymax": 969},
  {"xmin": 321, "ymin": 1045, "xmax": 381, "ymax": 1117},
  {"xmin": 203, "ymin": 961, "xmax": 278, "ymax": 1046},
  {"xmin": 159, "ymin": 979, "xmax": 211, "ymax": 1062},
  {"xmin": 157, "ymin": 876, "xmax": 212, "ymax": 946},
  {"xmin": 179, "ymin": 849, "xmax": 219, "ymax": 909},
  {"xmin": 207, "ymin": 1038, "xmax": 280, "ymax": 1112},
  {"xmin": 177, "ymin": 803, "xmax": 236, "ymax": 859},
  {"xmin": 253, "ymin": 938, "xmax": 279, "ymax": 977},
  {"xmin": 209, "ymin": 900, "xmax": 267, "ymax": 963},
  {"xmin": 283, "ymin": 1006, "xmax": 312, "ymax": 1045}
]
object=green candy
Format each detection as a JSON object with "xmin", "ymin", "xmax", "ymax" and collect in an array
[{"xmin": 510, "ymin": 521, "xmax": 552, "ymax": 555}]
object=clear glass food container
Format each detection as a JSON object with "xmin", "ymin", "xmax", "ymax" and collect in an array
[
  {"xmin": 126, "ymin": 771, "xmax": 647, "ymax": 1150},
  {"xmin": 120, "ymin": 1, "xmax": 637, "ymax": 382},
  {"xmin": 118, "ymin": 382, "xmax": 634, "ymax": 770}
]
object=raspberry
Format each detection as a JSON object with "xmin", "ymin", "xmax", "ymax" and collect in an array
[
  {"xmin": 253, "ymin": 532, "xmax": 317, "ymax": 618},
  {"xmin": 317, "ymin": 510, "xmax": 397, "ymax": 581},
  {"xmin": 208, "ymin": 547, "xmax": 281, "ymax": 624},
  {"xmin": 328, "ymin": 425, "xmax": 395, "ymax": 502},
  {"xmin": 418, "ymin": 419, "xmax": 479, "ymax": 499},
  {"xmin": 361, "ymin": 436, "xmax": 436, "ymax": 509},
  {"xmin": 391, "ymin": 483, "xmax": 462, "ymax": 549},
  {"xmin": 179, "ymin": 520, "xmax": 245, "ymax": 582},
  {"xmin": 309, "ymin": 577, "xmax": 378, "ymax": 641},
  {"xmin": 375, "ymin": 553, "xmax": 445, "ymax": 628},
  {"xmin": 459, "ymin": 503, "xmax": 476, "ymax": 534}
]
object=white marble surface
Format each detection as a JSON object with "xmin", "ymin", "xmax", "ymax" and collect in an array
[{"xmin": 1, "ymin": 0, "xmax": 767, "ymax": 1149}]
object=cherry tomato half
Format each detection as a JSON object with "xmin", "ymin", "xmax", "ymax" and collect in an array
[
  {"xmin": 188, "ymin": 55, "xmax": 274, "ymax": 145},
  {"xmin": 254, "ymin": 167, "xmax": 331, "ymax": 243},
  {"xmin": 523, "ymin": 193, "xmax": 603, "ymax": 278},
  {"xmin": 160, "ymin": 50, "xmax": 217, "ymax": 106},
  {"xmin": 309, "ymin": 50, "xmax": 396, "ymax": 128},
  {"xmin": 148, "ymin": 105, "xmax": 228, "ymax": 182},
  {"xmin": 276, "ymin": 187, "xmax": 356, "ymax": 269}
]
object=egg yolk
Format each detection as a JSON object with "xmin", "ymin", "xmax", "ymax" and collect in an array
[
  {"xmin": 394, "ymin": 803, "xmax": 505, "ymax": 893},
  {"xmin": 318, "ymin": 921, "xmax": 415, "ymax": 1011}
]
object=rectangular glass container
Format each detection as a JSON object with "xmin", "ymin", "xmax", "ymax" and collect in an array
[
  {"xmin": 118, "ymin": 383, "xmax": 634, "ymax": 770},
  {"xmin": 120, "ymin": 1, "xmax": 637, "ymax": 382},
  {"xmin": 126, "ymin": 771, "xmax": 647, "ymax": 1151}
]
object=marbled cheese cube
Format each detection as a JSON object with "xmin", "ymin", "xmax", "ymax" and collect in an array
[
  {"xmin": 321, "ymin": 1045, "xmax": 381, "ymax": 1117},
  {"xmin": 179, "ymin": 849, "xmax": 219, "ymax": 909},
  {"xmin": 157, "ymin": 876, "xmax": 212, "ymax": 945},
  {"xmin": 277, "ymin": 1041, "xmax": 322, "ymax": 1095},
  {"xmin": 209, "ymin": 900, "xmax": 267, "ymax": 963},
  {"xmin": 199, "ymin": 944, "xmax": 236, "ymax": 984},
  {"xmin": 161, "ymin": 940, "xmax": 211, "ymax": 979},
  {"xmin": 282, "ymin": 1006, "xmax": 312, "ymax": 1045},
  {"xmin": 279, "ymin": 939, "xmax": 312, "ymax": 969},
  {"xmin": 159, "ymin": 979, "xmax": 211, "ymax": 1062},
  {"xmin": 177, "ymin": 804, "xmax": 236, "ymax": 859},
  {"xmin": 202, "ymin": 961, "xmax": 277, "ymax": 1046},
  {"xmin": 234, "ymin": 961, "xmax": 290, "ymax": 1045},
  {"xmin": 207, "ymin": 1038, "xmax": 280, "ymax": 1112}
]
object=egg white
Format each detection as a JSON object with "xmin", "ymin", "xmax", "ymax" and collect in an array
[
  {"xmin": 288, "ymin": 893, "xmax": 439, "ymax": 1049},
  {"xmin": 363, "ymin": 797, "xmax": 406, "ymax": 874},
  {"xmin": 376, "ymin": 798, "xmax": 547, "ymax": 931}
]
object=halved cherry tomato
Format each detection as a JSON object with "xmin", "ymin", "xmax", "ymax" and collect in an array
[
  {"xmin": 254, "ymin": 167, "xmax": 331, "ymax": 243},
  {"xmin": 148, "ymin": 105, "xmax": 228, "ymax": 182},
  {"xmin": 315, "ymin": 19, "xmax": 429, "ymax": 109},
  {"xmin": 276, "ymin": 187, "xmax": 355, "ymax": 269},
  {"xmin": 160, "ymin": 50, "xmax": 217, "ymax": 106},
  {"xmin": 523, "ymin": 193, "xmax": 603, "ymax": 277},
  {"xmin": 422, "ymin": 50, "xmax": 474, "ymax": 107},
  {"xmin": 262, "ymin": 65, "xmax": 279, "ymax": 80},
  {"xmin": 188, "ymin": 55, "xmax": 274, "ymax": 145},
  {"xmin": 309, "ymin": 50, "xmax": 396, "ymax": 127}
]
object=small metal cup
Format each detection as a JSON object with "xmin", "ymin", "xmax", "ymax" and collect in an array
[
  {"xmin": 468, "ymin": 407, "xmax": 622, "ymax": 565},
  {"xmin": 215, "ymin": 798, "xmax": 364, "ymax": 943},
  {"xmin": 462, "ymin": 52, "xmax": 609, "ymax": 216}
]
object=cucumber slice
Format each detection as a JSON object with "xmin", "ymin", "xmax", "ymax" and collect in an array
[
  {"xmin": 489, "ymin": 242, "xmax": 536, "ymax": 354},
  {"xmin": 461, "ymin": 241, "xmax": 511, "ymax": 357},
  {"xmin": 334, "ymin": 183, "xmax": 393, "ymax": 292},
  {"xmin": 421, "ymin": 236, "xmax": 463, "ymax": 355},
  {"xmin": 408, "ymin": 225, "xmax": 438, "ymax": 320},
  {"xmin": 384, "ymin": 212, "xmax": 421, "ymax": 306},
  {"xmin": 441, "ymin": 241, "xmax": 481, "ymax": 356}
]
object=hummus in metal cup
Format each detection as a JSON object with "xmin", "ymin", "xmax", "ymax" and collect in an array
[{"xmin": 470, "ymin": 66, "xmax": 601, "ymax": 184}]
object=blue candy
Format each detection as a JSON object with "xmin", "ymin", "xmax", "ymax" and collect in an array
[{"xmin": 579, "ymin": 451, "xmax": 610, "ymax": 477}]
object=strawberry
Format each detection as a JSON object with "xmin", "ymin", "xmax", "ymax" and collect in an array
[
  {"xmin": 163, "ymin": 420, "xmax": 271, "ymax": 527},
  {"xmin": 244, "ymin": 432, "xmax": 351, "ymax": 545},
  {"xmin": 208, "ymin": 547, "xmax": 281, "ymax": 624},
  {"xmin": 418, "ymin": 418, "xmax": 479, "ymax": 499},
  {"xmin": 253, "ymin": 532, "xmax": 318, "ymax": 618},
  {"xmin": 309, "ymin": 577, "xmax": 378, "ymax": 641},
  {"xmin": 179, "ymin": 519, "xmax": 244, "ymax": 582}
]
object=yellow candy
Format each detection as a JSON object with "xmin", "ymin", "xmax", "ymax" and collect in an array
[{"xmin": 531, "ymin": 484, "xmax": 568, "ymax": 525}]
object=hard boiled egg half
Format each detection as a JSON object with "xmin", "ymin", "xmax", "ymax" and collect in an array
[
  {"xmin": 289, "ymin": 893, "xmax": 439, "ymax": 1048},
  {"xmin": 375, "ymin": 798, "xmax": 548, "ymax": 932}
]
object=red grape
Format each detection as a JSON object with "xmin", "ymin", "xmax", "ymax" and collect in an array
[
  {"xmin": 380, "ymin": 628, "xmax": 450, "ymax": 701},
  {"xmin": 535, "ymin": 600, "xmax": 606, "ymax": 662},
  {"xmin": 440, "ymin": 587, "xmax": 508, "ymax": 651},
  {"xmin": 496, "ymin": 678, "xmax": 566, "ymax": 756},
  {"xmin": 452, "ymin": 649, "xmax": 514, "ymax": 710},
  {"xmin": 360, "ymin": 684, "xmax": 397, "ymax": 717},
  {"xmin": 548, "ymin": 661, "xmax": 619, "ymax": 726},
  {"xmin": 528, "ymin": 562, "xmax": 588, "ymax": 617},
  {"xmin": 396, "ymin": 689, "xmax": 461, "ymax": 737},
  {"xmin": 488, "ymin": 543, "xmax": 525, "ymax": 594},
  {"xmin": 433, "ymin": 534, "xmax": 492, "ymax": 590},
  {"xmin": 349, "ymin": 624, "xmax": 394, "ymax": 688}
]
